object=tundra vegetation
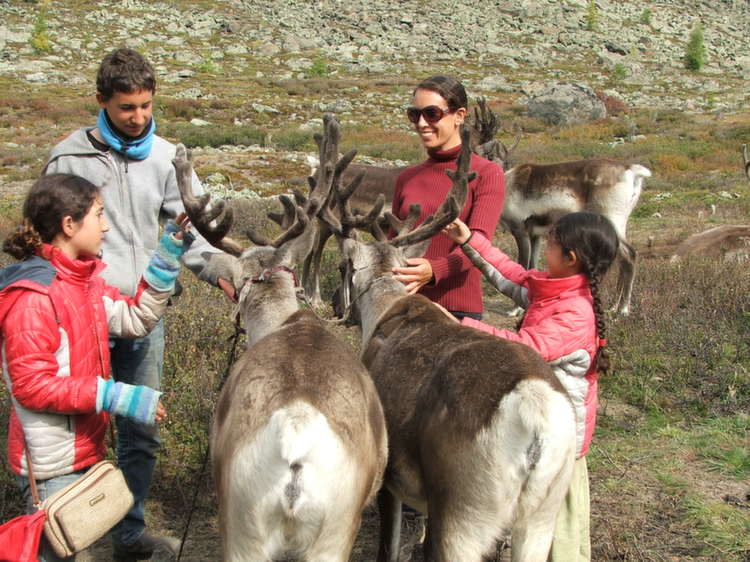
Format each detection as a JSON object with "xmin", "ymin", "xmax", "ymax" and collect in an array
[{"xmin": 0, "ymin": 0, "xmax": 748, "ymax": 560}]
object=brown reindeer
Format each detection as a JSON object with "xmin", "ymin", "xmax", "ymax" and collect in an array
[
  {"xmin": 172, "ymin": 117, "xmax": 387, "ymax": 561},
  {"xmin": 319, "ymin": 131, "xmax": 576, "ymax": 562}
]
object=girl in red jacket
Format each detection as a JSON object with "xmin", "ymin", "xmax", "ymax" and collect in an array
[
  {"xmin": 443, "ymin": 211, "xmax": 619, "ymax": 562},
  {"xmin": 0, "ymin": 174, "xmax": 190, "ymax": 562}
]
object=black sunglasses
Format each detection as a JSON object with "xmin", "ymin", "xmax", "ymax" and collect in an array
[{"xmin": 406, "ymin": 105, "xmax": 452, "ymax": 124}]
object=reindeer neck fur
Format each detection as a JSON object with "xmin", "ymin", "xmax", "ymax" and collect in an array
[
  {"xmin": 240, "ymin": 269, "xmax": 299, "ymax": 348},
  {"xmin": 356, "ymin": 273, "xmax": 408, "ymax": 349}
]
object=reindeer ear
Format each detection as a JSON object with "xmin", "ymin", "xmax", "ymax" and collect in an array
[{"xmin": 403, "ymin": 239, "xmax": 431, "ymax": 259}]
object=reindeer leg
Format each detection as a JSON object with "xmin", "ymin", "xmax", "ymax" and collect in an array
[
  {"xmin": 377, "ymin": 488, "xmax": 402, "ymax": 562},
  {"xmin": 511, "ymin": 228, "xmax": 531, "ymax": 269},
  {"xmin": 528, "ymin": 233, "xmax": 542, "ymax": 270},
  {"xmin": 615, "ymin": 240, "xmax": 637, "ymax": 316}
]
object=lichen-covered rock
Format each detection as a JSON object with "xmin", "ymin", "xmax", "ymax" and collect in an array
[{"xmin": 527, "ymin": 82, "xmax": 607, "ymax": 127}]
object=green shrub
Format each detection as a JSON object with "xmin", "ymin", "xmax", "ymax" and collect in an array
[
  {"xmin": 685, "ymin": 24, "xmax": 706, "ymax": 71},
  {"xmin": 640, "ymin": 8, "xmax": 652, "ymax": 25},
  {"xmin": 605, "ymin": 257, "xmax": 750, "ymax": 418},
  {"xmin": 612, "ymin": 63, "xmax": 628, "ymax": 81},
  {"xmin": 30, "ymin": 5, "xmax": 53, "ymax": 54},
  {"xmin": 309, "ymin": 57, "xmax": 329, "ymax": 77},
  {"xmin": 585, "ymin": 0, "xmax": 599, "ymax": 31},
  {"xmin": 197, "ymin": 58, "xmax": 218, "ymax": 74},
  {"xmin": 272, "ymin": 127, "xmax": 316, "ymax": 151},
  {"xmin": 159, "ymin": 122, "xmax": 265, "ymax": 148}
]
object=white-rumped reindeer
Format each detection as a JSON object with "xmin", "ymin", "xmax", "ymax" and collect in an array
[
  {"xmin": 173, "ymin": 116, "xmax": 387, "ymax": 561},
  {"xmin": 318, "ymin": 130, "xmax": 576, "ymax": 562},
  {"xmin": 502, "ymin": 159, "xmax": 651, "ymax": 316},
  {"xmin": 465, "ymin": 99, "xmax": 650, "ymax": 316}
]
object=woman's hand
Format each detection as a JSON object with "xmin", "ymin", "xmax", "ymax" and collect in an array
[
  {"xmin": 442, "ymin": 219, "xmax": 471, "ymax": 245},
  {"xmin": 392, "ymin": 258, "xmax": 433, "ymax": 294}
]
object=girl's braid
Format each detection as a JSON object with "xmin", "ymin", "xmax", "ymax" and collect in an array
[{"xmin": 585, "ymin": 259, "xmax": 610, "ymax": 374}]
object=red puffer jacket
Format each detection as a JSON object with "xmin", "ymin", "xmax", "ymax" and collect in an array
[{"xmin": 0, "ymin": 245, "xmax": 166, "ymax": 479}]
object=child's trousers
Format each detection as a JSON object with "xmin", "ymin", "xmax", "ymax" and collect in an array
[{"xmin": 548, "ymin": 456, "xmax": 591, "ymax": 561}]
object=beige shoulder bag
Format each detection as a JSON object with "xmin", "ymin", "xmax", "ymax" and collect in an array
[{"xmin": 26, "ymin": 450, "xmax": 134, "ymax": 558}]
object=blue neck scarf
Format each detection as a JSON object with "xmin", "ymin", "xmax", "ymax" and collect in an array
[{"xmin": 96, "ymin": 109, "xmax": 156, "ymax": 161}]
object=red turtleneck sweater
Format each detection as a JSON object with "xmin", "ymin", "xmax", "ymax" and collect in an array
[{"xmin": 392, "ymin": 144, "xmax": 505, "ymax": 314}]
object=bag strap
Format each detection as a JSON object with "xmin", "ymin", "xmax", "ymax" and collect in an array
[
  {"xmin": 24, "ymin": 447, "xmax": 42, "ymax": 509},
  {"xmin": 23, "ymin": 417, "xmax": 117, "ymax": 508}
]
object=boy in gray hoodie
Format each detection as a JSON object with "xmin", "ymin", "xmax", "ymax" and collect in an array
[{"xmin": 44, "ymin": 47, "xmax": 239, "ymax": 561}]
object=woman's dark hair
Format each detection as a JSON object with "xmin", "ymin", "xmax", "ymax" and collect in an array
[
  {"xmin": 3, "ymin": 174, "xmax": 100, "ymax": 260},
  {"xmin": 550, "ymin": 212, "xmax": 619, "ymax": 374},
  {"xmin": 413, "ymin": 75, "xmax": 468, "ymax": 112},
  {"xmin": 96, "ymin": 47, "xmax": 156, "ymax": 101}
]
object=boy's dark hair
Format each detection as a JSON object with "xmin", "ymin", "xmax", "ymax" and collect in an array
[
  {"xmin": 550, "ymin": 212, "xmax": 619, "ymax": 374},
  {"xmin": 3, "ymin": 174, "xmax": 100, "ymax": 260},
  {"xmin": 96, "ymin": 48, "xmax": 156, "ymax": 101},
  {"xmin": 414, "ymin": 75, "xmax": 468, "ymax": 113}
]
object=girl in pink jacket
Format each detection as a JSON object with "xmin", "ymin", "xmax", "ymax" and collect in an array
[
  {"xmin": 0, "ymin": 174, "xmax": 190, "ymax": 562},
  {"xmin": 443, "ymin": 211, "xmax": 619, "ymax": 562}
]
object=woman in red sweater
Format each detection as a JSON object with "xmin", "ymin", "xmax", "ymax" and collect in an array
[{"xmin": 391, "ymin": 75, "xmax": 505, "ymax": 320}]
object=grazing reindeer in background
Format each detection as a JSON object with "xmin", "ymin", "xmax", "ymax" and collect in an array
[
  {"xmin": 502, "ymin": 159, "xmax": 651, "ymax": 315},
  {"xmin": 319, "ymin": 132, "xmax": 576, "ymax": 562},
  {"xmin": 743, "ymin": 144, "xmax": 750, "ymax": 180},
  {"xmin": 173, "ymin": 120, "xmax": 387, "ymax": 561}
]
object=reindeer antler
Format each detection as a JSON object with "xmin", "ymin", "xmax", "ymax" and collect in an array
[
  {"xmin": 244, "ymin": 194, "xmax": 316, "ymax": 249},
  {"xmin": 495, "ymin": 126, "xmax": 523, "ymax": 171},
  {"xmin": 322, "ymin": 128, "xmax": 475, "ymax": 248},
  {"xmin": 269, "ymin": 113, "xmax": 358, "ymax": 230},
  {"xmin": 308, "ymin": 114, "xmax": 357, "ymax": 210},
  {"xmin": 386, "ymin": 128, "xmax": 475, "ymax": 248},
  {"xmin": 319, "ymin": 175, "xmax": 386, "ymax": 240},
  {"xmin": 173, "ymin": 144, "xmax": 246, "ymax": 257},
  {"xmin": 468, "ymin": 97, "xmax": 501, "ymax": 145}
]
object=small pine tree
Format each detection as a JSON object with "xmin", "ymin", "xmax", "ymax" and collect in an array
[
  {"xmin": 640, "ymin": 8, "xmax": 652, "ymax": 25},
  {"xmin": 586, "ymin": 0, "xmax": 599, "ymax": 31},
  {"xmin": 30, "ymin": 5, "xmax": 53, "ymax": 54},
  {"xmin": 685, "ymin": 24, "xmax": 706, "ymax": 71}
]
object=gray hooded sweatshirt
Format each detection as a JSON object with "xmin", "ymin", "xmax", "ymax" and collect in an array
[{"xmin": 45, "ymin": 127, "xmax": 236, "ymax": 296}]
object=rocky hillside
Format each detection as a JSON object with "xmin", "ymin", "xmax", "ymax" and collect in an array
[{"xmin": 1, "ymin": 0, "xmax": 749, "ymax": 111}]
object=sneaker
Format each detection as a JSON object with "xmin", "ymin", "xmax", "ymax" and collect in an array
[{"xmin": 113, "ymin": 532, "xmax": 181, "ymax": 561}]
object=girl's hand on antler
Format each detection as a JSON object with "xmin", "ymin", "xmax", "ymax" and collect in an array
[{"xmin": 442, "ymin": 219, "xmax": 471, "ymax": 245}]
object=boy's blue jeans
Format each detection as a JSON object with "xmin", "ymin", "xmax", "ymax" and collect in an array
[
  {"xmin": 109, "ymin": 320, "xmax": 165, "ymax": 547},
  {"xmin": 18, "ymin": 470, "xmax": 86, "ymax": 562}
]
